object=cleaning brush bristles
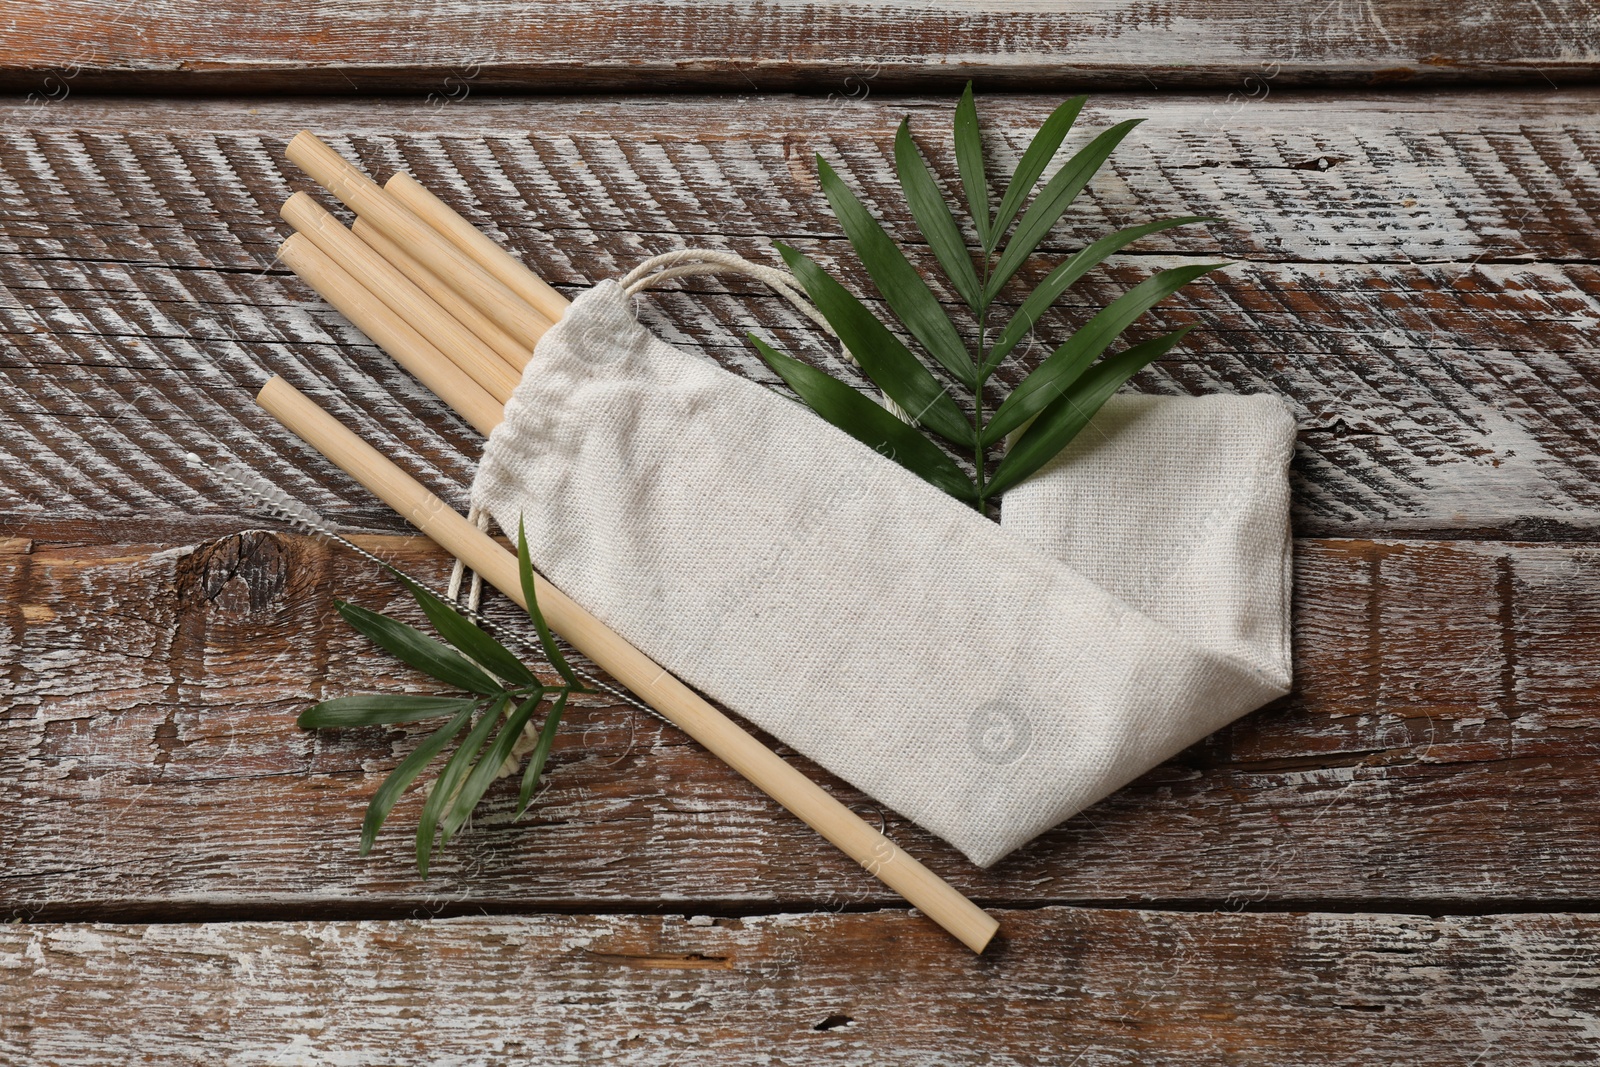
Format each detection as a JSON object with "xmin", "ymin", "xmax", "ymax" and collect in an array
[{"xmin": 193, "ymin": 454, "xmax": 343, "ymax": 538}]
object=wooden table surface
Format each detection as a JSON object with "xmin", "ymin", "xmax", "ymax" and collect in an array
[{"xmin": 3, "ymin": 5, "xmax": 1600, "ymax": 1064}]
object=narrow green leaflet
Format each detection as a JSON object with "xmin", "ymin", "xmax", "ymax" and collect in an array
[
  {"xmin": 752, "ymin": 336, "xmax": 977, "ymax": 501},
  {"xmin": 309, "ymin": 510, "xmax": 589, "ymax": 868},
  {"xmin": 402, "ymin": 578, "xmax": 540, "ymax": 689},
  {"xmin": 986, "ymin": 326, "xmax": 1196, "ymax": 496},
  {"xmin": 987, "ymin": 94, "xmax": 1087, "ymax": 253},
  {"xmin": 894, "ymin": 120, "xmax": 982, "ymax": 315},
  {"xmin": 516, "ymin": 691, "xmax": 569, "ymax": 818},
  {"xmin": 984, "ymin": 262, "xmax": 1225, "ymax": 444},
  {"xmin": 416, "ymin": 695, "xmax": 506, "ymax": 874},
  {"xmin": 985, "ymin": 119, "xmax": 1144, "ymax": 300},
  {"xmin": 335, "ymin": 600, "xmax": 503, "ymax": 696},
  {"xmin": 817, "ymin": 155, "xmax": 975, "ymax": 388},
  {"xmin": 776, "ymin": 242, "xmax": 975, "ymax": 448},
  {"xmin": 986, "ymin": 217, "xmax": 1214, "ymax": 371},
  {"xmin": 360, "ymin": 702, "xmax": 475, "ymax": 855},
  {"xmin": 953, "ymin": 82, "xmax": 991, "ymax": 246},
  {"xmin": 517, "ymin": 517, "xmax": 581, "ymax": 688},
  {"xmin": 440, "ymin": 690, "xmax": 543, "ymax": 839},
  {"xmin": 299, "ymin": 694, "xmax": 479, "ymax": 729}
]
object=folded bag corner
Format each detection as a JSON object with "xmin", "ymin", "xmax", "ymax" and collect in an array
[{"xmin": 472, "ymin": 279, "xmax": 1294, "ymax": 868}]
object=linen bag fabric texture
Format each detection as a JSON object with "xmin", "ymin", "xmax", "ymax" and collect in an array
[{"xmin": 471, "ymin": 280, "xmax": 1295, "ymax": 868}]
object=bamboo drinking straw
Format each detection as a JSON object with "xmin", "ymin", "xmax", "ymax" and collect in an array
[
  {"xmin": 281, "ymin": 192, "xmax": 521, "ymax": 404},
  {"xmin": 278, "ymin": 138, "xmax": 998, "ymax": 951},
  {"xmin": 277, "ymin": 234, "xmax": 503, "ymax": 436},
  {"xmin": 352, "ymin": 217, "xmax": 531, "ymax": 372},
  {"xmin": 384, "ymin": 172, "xmax": 569, "ymax": 322},
  {"xmin": 285, "ymin": 132, "xmax": 552, "ymax": 349},
  {"xmin": 255, "ymin": 374, "xmax": 999, "ymax": 955}
]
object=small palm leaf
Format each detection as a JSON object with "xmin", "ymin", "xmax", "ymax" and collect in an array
[
  {"xmin": 894, "ymin": 120, "xmax": 982, "ymax": 314},
  {"xmin": 402, "ymin": 577, "xmax": 540, "ymax": 689},
  {"xmin": 988, "ymin": 94, "xmax": 1088, "ymax": 252},
  {"xmin": 517, "ymin": 517, "xmax": 581, "ymax": 689},
  {"xmin": 299, "ymin": 694, "xmax": 479, "ymax": 729},
  {"xmin": 986, "ymin": 216, "xmax": 1215, "ymax": 372},
  {"xmin": 416, "ymin": 695, "xmax": 506, "ymax": 874},
  {"xmin": 335, "ymin": 600, "xmax": 503, "ymax": 696},
  {"xmin": 360, "ymin": 702, "xmax": 476, "ymax": 855},
  {"xmin": 953, "ymin": 82, "xmax": 991, "ymax": 246},
  {"xmin": 516, "ymin": 691, "xmax": 569, "ymax": 818},
  {"xmin": 312, "ymin": 521, "xmax": 585, "ymax": 869},
  {"xmin": 985, "ymin": 118, "xmax": 1144, "ymax": 301},
  {"xmin": 440, "ymin": 690, "xmax": 544, "ymax": 839}
]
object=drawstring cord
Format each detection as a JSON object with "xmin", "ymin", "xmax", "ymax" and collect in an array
[
  {"xmin": 618, "ymin": 248, "xmax": 909, "ymax": 421},
  {"xmin": 445, "ymin": 503, "xmax": 491, "ymax": 617}
]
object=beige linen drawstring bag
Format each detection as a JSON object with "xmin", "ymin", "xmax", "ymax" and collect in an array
[{"xmin": 469, "ymin": 254, "xmax": 1295, "ymax": 868}]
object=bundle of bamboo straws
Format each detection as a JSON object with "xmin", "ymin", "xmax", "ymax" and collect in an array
[{"xmin": 260, "ymin": 132, "xmax": 998, "ymax": 953}]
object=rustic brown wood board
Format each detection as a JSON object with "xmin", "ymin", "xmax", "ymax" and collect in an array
[
  {"xmin": 2, "ymin": 86, "xmax": 1599, "ymax": 1062},
  {"xmin": 2, "ymin": 1, "xmax": 1597, "ymax": 91}
]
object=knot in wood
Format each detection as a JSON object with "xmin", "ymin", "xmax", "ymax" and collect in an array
[{"xmin": 174, "ymin": 531, "xmax": 292, "ymax": 615}]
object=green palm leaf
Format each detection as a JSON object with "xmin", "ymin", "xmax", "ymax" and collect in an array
[
  {"xmin": 440, "ymin": 690, "xmax": 544, "ymax": 839},
  {"xmin": 984, "ymin": 261, "xmax": 1224, "ymax": 445},
  {"xmin": 894, "ymin": 119, "xmax": 982, "ymax": 315},
  {"xmin": 776, "ymin": 241, "xmax": 975, "ymax": 448},
  {"xmin": 986, "ymin": 216, "xmax": 1214, "ymax": 371},
  {"xmin": 750, "ymin": 91, "xmax": 1230, "ymax": 516},
  {"xmin": 953, "ymin": 82, "xmax": 991, "ymax": 246},
  {"xmin": 310, "ymin": 513, "xmax": 586, "ymax": 868},
  {"xmin": 402, "ymin": 578, "xmax": 540, "ymax": 689},
  {"xmin": 985, "ymin": 118, "xmax": 1144, "ymax": 301},
  {"xmin": 335, "ymin": 600, "xmax": 503, "ymax": 696},
  {"xmin": 517, "ymin": 517, "xmax": 581, "ymax": 688},
  {"xmin": 360, "ymin": 702, "xmax": 476, "ymax": 855},
  {"xmin": 299, "ymin": 694, "xmax": 479, "ymax": 729},
  {"xmin": 817, "ymin": 155, "xmax": 975, "ymax": 387},
  {"xmin": 988, "ymin": 94, "xmax": 1087, "ymax": 252},
  {"xmin": 416, "ymin": 695, "xmax": 506, "ymax": 874},
  {"xmin": 752, "ymin": 335, "xmax": 977, "ymax": 501},
  {"xmin": 516, "ymin": 691, "xmax": 569, "ymax": 818},
  {"xmin": 986, "ymin": 326, "xmax": 1196, "ymax": 496}
]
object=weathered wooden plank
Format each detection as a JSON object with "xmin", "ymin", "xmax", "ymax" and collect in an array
[
  {"xmin": 2, "ymin": 1, "xmax": 1596, "ymax": 94},
  {"xmin": 8, "ymin": 257, "xmax": 1600, "ymax": 539},
  {"xmin": 3, "ymin": 528, "xmax": 1597, "ymax": 918},
  {"xmin": 4, "ymin": 908, "xmax": 1597, "ymax": 1065},
  {"xmin": 2, "ymin": 93, "xmax": 1599, "ymax": 537},
  {"xmin": 8, "ymin": 91, "xmax": 1600, "ymax": 265}
]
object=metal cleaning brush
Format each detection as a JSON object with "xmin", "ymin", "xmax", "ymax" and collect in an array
[{"xmin": 185, "ymin": 451, "xmax": 651, "ymax": 716}]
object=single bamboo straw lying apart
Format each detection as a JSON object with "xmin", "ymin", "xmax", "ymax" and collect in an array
[
  {"xmin": 265, "ymin": 133, "xmax": 999, "ymax": 954},
  {"xmin": 259, "ymin": 375, "xmax": 996, "ymax": 953}
]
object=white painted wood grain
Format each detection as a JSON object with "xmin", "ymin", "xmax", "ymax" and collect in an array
[
  {"xmin": 3, "ymin": 908, "xmax": 1596, "ymax": 1065},
  {"xmin": 1, "ymin": 1, "xmax": 1594, "ymax": 91}
]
